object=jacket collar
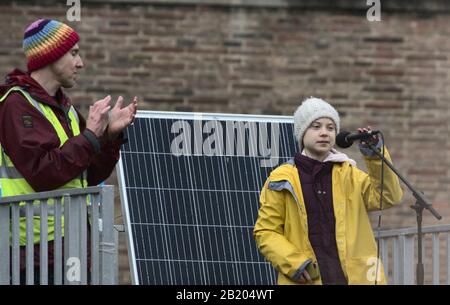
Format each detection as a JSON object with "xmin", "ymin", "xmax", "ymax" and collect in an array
[
  {"xmin": 267, "ymin": 161, "xmax": 304, "ymax": 209},
  {"xmin": 267, "ymin": 159, "xmax": 349, "ymax": 216},
  {"xmin": 268, "ymin": 159, "xmax": 349, "ymax": 194},
  {"xmin": 294, "ymin": 152, "xmax": 333, "ymax": 175},
  {"xmin": 268, "ymin": 160, "xmax": 299, "ymax": 183}
]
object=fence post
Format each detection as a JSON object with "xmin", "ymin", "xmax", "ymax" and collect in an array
[
  {"xmin": 64, "ymin": 194, "xmax": 81, "ymax": 285},
  {"xmin": 39, "ymin": 200, "xmax": 48, "ymax": 285},
  {"xmin": 99, "ymin": 186, "xmax": 116, "ymax": 284},
  {"xmin": 402, "ymin": 235, "xmax": 415, "ymax": 285},
  {"xmin": 114, "ymin": 224, "xmax": 125, "ymax": 285},
  {"xmin": 25, "ymin": 201, "xmax": 34, "ymax": 285},
  {"xmin": 446, "ymin": 233, "xmax": 450, "ymax": 285},
  {"xmin": 380, "ymin": 238, "xmax": 389, "ymax": 283},
  {"xmin": 11, "ymin": 205, "xmax": 20, "ymax": 285},
  {"xmin": 54, "ymin": 198, "xmax": 63, "ymax": 285},
  {"xmin": 90, "ymin": 194, "xmax": 100, "ymax": 285},
  {"xmin": 0, "ymin": 204, "xmax": 10, "ymax": 284},
  {"xmin": 393, "ymin": 236, "xmax": 404, "ymax": 284},
  {"xmin": 79, "ymin": 195, "xmax": 88, "ymax": 285},
  {"xmin": 432, "ymin": 233, "xmax": 440, "ymax": 285}
]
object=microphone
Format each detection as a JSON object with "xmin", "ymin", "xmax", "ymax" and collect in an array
[{"xmin": 336, "ymin": 130, "xmax": 380, "ymax": 148}]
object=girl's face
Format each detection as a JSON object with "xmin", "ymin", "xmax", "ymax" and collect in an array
[{"xmin": 302, "ymin": 117, "xmax": 336, "ymax": 158}]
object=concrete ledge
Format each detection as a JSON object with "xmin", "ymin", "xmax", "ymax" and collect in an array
[
  {"xmin": 9, "ymin": 0, "xmax": 450, "ymax": 13},
  {"xmin": 79, "ymin": 0, "xmax": 450, "ymax": 12}
]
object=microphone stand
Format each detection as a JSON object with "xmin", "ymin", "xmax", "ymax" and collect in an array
[{"xmin": 366, "ymin": 142, "xmax": 441, "ymax": 285}]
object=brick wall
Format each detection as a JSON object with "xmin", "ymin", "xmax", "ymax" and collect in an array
[{"xmin": 1, "ymin": 0, "xmax": 450, "ymax": 284}]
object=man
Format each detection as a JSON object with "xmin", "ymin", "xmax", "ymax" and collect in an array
[
  {"xmin": 253, "ymin": 97, "xmax": 403, "ymax": 285},
  {"xmin": 0, "ymin": 19, "xmax": 137, "ymax": 283}
]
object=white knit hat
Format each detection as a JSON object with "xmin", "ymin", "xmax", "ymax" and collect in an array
[{"xmin": 293, "ymin": 97, "xmax": 340, "ymax": 151}]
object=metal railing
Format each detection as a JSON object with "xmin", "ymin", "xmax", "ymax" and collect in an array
[
  {"xmin": 0, "ymin": 186, "xmax": 117, "ymax": 285},
  {"xmin": 377, "ymin": 224, "xmax": 450, "ymax": 285}
]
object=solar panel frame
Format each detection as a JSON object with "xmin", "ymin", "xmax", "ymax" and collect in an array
[{"xmin": 117, "ymin": 110, "xmax": 295, "ymax": 285}]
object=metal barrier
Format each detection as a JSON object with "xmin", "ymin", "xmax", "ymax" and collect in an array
[
  {"xmin": 0, "ymin": 186, "xmax": 117, "ymax": 285},
  {"xmin": 2, "ymin": 183, "xmax": 448, "ymax": 285},
  {"xmin": 377, "ymin": 224, "xmax": 450, "ymax": 285}
]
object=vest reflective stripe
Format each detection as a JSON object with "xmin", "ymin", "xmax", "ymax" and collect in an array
[{"xmin": 0, "ymin": 86, "xmax": 87, "ymax": 245}]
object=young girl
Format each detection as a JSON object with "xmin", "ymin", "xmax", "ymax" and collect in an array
[{"xmin": 254, "ymin": 97, "xmax": 403, "ymax": 285}]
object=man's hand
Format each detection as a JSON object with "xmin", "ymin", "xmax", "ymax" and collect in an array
[
  {"xmin": 107, "ymin": 96, "xmax": 138, "ymax": 140},
  {"xmin": 86, "ymin": 95, "xmax": 112, "ymax": 138}
]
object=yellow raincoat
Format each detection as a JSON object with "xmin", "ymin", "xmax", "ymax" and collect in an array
[{"xmin": 253, "ymin": 147, "xmax": 403, "ymax": 285}]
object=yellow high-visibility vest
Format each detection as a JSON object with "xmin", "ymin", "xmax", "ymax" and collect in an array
[{"xmin": 0, "ymin": 86, "xmax": 88, "ymax": 245}]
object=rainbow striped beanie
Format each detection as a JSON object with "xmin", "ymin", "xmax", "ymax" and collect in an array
[{"xmin": 23, "ymin": 19, "xmax": 79, "ymax": 72}]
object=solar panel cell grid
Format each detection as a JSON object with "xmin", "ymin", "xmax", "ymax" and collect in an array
[{"xmin": 118, "ymin": 112, "xmax": 295, "ymax": 285}]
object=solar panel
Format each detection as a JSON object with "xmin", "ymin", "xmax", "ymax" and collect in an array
[{"xmin": 117, "ymin": 111, "xmax": 296, "ymax": 285}]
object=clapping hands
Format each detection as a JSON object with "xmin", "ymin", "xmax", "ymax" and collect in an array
[
  {"xmin": 107, "ymin": 96, "xmax": 138, "ymax": 140},
  {"xmin": 86, "ymin": 95, "xmax": 138, "ymax": 140}
]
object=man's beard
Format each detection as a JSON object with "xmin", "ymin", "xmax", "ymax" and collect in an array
[{"xmin": 61, "ymin": 78, "xmax": 76, "ymax": 88}]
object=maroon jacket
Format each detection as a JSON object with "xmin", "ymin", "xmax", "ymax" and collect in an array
[{"xmin": 0, "ymin": 69, "xmax": 124, "ymax": 191}]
